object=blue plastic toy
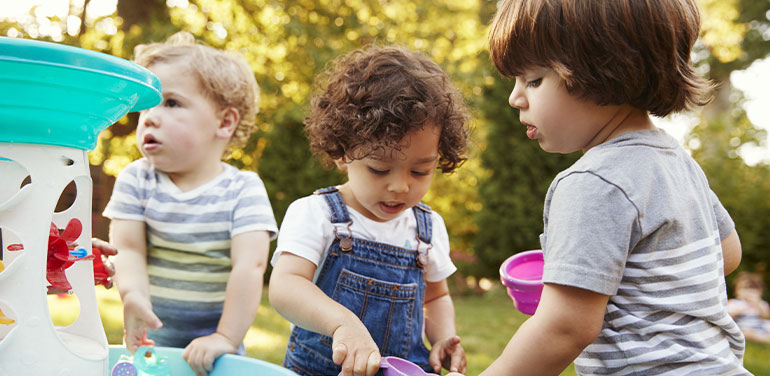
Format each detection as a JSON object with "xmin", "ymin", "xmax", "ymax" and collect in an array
[
  {"xmin": 110, "ymin": 346, "xmax": 171, "ymax": 376},
  {"xmin": 0, "ymin": 36, "xmax": 161, "ymax": 150},
  {"xmin": 108, "ymin": 346, "xmax": 298, "ymax": 375}
]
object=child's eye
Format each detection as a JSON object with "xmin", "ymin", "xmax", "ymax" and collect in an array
[
  {"xmin": 368, "ymin": 167, "xmax": 389, "ymax": 175},
  {"xmin": 526, "ymin": 78, "xmax": 542, "ymax": 88},
  {"xmin": 165, "ymin": 98, "xmax": 180, "ymax": 107},
  {"xmin": 411, "ymin": 170, "xmax": 431, "ymax": 177}
]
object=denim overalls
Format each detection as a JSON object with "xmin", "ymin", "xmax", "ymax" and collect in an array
[{"xmin": 283, "ymin": 187, "xmax": 433, "ymax": 376}]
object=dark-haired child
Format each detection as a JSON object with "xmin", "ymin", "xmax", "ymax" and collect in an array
[
  {"xmin": 269, "ymin": 45, "xmax": 470, "ymax": 376},
  {"xmin": 453, "ymin": 0, "xmax": 749, "ymax": 375}
]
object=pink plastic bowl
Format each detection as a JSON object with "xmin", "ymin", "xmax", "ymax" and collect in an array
[
  {"xmin": 380, "ymin": 357, "xmax": 438, "ymax": 376},
  {"xmin": 500, "ymin": 250, "xmax": 544, "ymax": 315}
]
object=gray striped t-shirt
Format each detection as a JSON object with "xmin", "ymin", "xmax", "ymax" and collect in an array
[
  {"xmin": 103, "ymin": 158, "xmax": 277, "ymax": 347},
  {"xmin": 541, "ymin": 129, "xmax": 749, "ymax": 375}
]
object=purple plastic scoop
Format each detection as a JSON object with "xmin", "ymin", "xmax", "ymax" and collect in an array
[
  {"xmin": 338, "ymin": 356, "xmax": 438, "ymax": 376},
  {"xmin": 380, "ymin": 357, "xmax": 439, "ymax": 376}
]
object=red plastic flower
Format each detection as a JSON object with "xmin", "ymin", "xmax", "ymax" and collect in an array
[
  {"xmin": 46, "ymin": 218, "xmax": 82, "ymax": 291},
  {"xmin": 5, "ymin": 218, "xmax": 109, "ymax": 290}
]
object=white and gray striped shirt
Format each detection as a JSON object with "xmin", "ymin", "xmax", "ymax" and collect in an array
[
  {"xmin": 541, "ymin": 129, "xmax": 749, "ymax": 375},
  {"xmin": 103, "ymin": 159, "xmax": 277, "ymax": 341}
]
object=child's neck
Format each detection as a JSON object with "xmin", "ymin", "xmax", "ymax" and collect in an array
[
  {"xmin": 586, "ymin": 107, "xmax": 654, "ymax": 152},
  {"xmin": 166, "ymin": 159, "xmax": 224, "ymax": 192}
]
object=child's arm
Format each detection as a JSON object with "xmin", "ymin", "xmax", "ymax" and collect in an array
[
  {"xmin": 480, "ymin": 283, "xmax": 609, "ymax": 376},
  {"xmin": 182, "ymin": 230, "xmax": 270, "ymax": 376},
  {"xmin": 269, "ymin": 253, "xmax": 381, "ymax": 376},
  {"xmin": 424, "ymin": 280, "xmax": 465, "ymax": 374},
  {"xmin": 759, "ymin": 300, "xmax": 770, "ymax": 319},
  {"xmin": 110, "ymin": 218, "xmax": 162, "ymax": 353},
  {"xmin": 721, "ymin": 230, "xmax": 741, "ymax": 275}
]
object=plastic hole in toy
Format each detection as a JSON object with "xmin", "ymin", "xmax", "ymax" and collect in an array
[
  {"xmin": 0, "ymin": 226, "xmax": 24, "ymax": 273},
  {"xmin": 500, "ymin": 250, "xmax": 545, "ymax": 315},
  {"xmin": 61, "ymin": 156, "xmax": 75, "ymax": 166},
  {"xmin": 55, "ymin": 180, "xmax": 78, "ymax": 214},
  {"xmin": 0, "ymin": 300, "xmax": 18, "ymax": 342},
  {"xmin": 0, "ymin": 157, "xmax": 31, "ymax": 211},
  {"xmin": 47, "ymin": 289, "xmax": 80, "ymax": 327}
]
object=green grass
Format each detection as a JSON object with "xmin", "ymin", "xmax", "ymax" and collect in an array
[
  {"xmin": 47, "ymin": 285, "xmax": 769, "ymax": 375},
  {"xmin": 454, "ymin": 287, "xmax": 576, "ymax": 376}
]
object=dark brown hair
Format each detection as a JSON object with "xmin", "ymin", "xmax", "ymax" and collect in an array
[
  {"xmin": 305, "ymin": 45, "xmax": 470, "ymax": 173},
  {"xmin": 488, "ymin": 0, "xmax": 713, "ymax": 117},
  {"xmin": 735, "ymin": 272, "xmax": 765, "ymax": 292}
]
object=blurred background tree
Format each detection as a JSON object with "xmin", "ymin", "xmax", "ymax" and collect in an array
[{"xmin": 1, "ymin": 0, "xmax": 768, "ymax": 290}]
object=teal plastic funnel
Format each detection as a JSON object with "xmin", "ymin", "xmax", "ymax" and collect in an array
[{"xmin": 0, "ymin": 36, "xmax": 161, "ymax": 150}]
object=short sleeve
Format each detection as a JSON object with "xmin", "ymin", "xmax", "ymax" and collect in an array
[
  {"xmin": 271, "ymin": 196, "xmax": 333, "ymax": 267},
  {"xmin": 102, "ymin": 160, "xmax": 147, "ymax": 221},
  {"xmin": 424, "ymin": 211, "xmax": 456, "ymax": 282},
  {"xmin": 709, "ymin": 189, "xmax": 735, "ymax": 240},
  {"xmin": 231, "ymin": 172, "xmax": 279, "ymax": 239},
  {"xmin": 542, "ymin": 172, "xmax": 638, "ymax": 296}
]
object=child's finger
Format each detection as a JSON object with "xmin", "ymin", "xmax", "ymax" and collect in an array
[
  {"xmin": 332, "ymin": 343, "xmax": 348, "ymax": 365},
  {"xmin": 429, "ymin": 348, "xmax": 442, "ymax": 372},
  {"xmin": 353, "ymin": 350, "xmax": 371, "ymax": 376},
  {"xmin": 448, "ymin": 335, "xmax": 461, "ymax": 347},
  {"xmin": 136, "ymin": 305, "xmax": 162, "ymax": 330},
  {"xmin": 366, "ymin": 351, "xmax": 381, "ymax": 376},
  {"xmin": 92, "ymin": 238, "xmax": 118, "ymax": 256},
  {"xmin": 450, "ymin": 346, "xmax": 466, "ymax": 373}
]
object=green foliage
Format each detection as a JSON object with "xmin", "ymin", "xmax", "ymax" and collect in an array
[
  {"xmin": 472, "ymin": 80, "xmax": 579, "ymax": 277},
  {"xmin": 255, "ymin": 110, "xmax": 343, "ymax": 227},
  {"xmin": 1, "ymin": 0, "xmax": 769, "ymax": 279},
  {"xmin": 688, "ymin": 114, "xmax": 770, "ymax": 295}
]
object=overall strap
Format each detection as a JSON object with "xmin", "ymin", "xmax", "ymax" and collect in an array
[
  {"xmin": 412, "ymin": 203, "xmax": 433, "ymax": 267},
  {"xmin": 314, "ymin": 186, "xmax": 351, "ymax": 223},
  {"xmin": 412, "ymin": 203, "xmax": 432, "ymax": 243},
  {"xmin": 314, "ymin": 186, "xmax": 354, "ymax": 251}
]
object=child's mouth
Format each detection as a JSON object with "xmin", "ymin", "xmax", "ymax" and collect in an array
[
  {"xmin": 142, "ymin": 134, "xmax": 161, "ymax": 151},
  {"xmin": 380, "ymin": 202, "xmax": 404, "ymax": 214},
  {"xmin": 524, "ymin": 123, "xmax": 537, "ymax": 139}
]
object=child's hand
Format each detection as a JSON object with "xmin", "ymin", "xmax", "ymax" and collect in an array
[
  {"xmin": 92, "ymin": 238, "xmax": 117, "ymax": 288},
  {"xmin": 331, "ymin": 323, "xmax": 381, "ymax": 376},
  {"xmin": 122, "ymin": 291, "xmax": 162, "ymax": 353},
  {"xmin": 182, "ymin": 332, "xmax": 238, "ymax": 376},
  {"xmin": 429, "ymin": 335, "xmax": 466, "ymax": 374}
]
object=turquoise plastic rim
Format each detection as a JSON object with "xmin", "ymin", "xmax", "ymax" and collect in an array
[
  {"xmin": 108, "ymin": 346, "xmax": 298, "ymax": 376},
  {"xmin": 0, "ymin": 36, "xmax": 161, "ymax": 150}
]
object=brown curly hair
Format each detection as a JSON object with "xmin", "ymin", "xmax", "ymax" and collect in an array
[
  {"xmin": 133, "ymin": 32, "xmax": 259, "ymax": 152},
  {"xmin": 305, "ymin": 45, "xmax": 470, "ymax": 173}
]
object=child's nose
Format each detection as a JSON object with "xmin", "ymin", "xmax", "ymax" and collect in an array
[
  {"xmin": 387, "ymin": 175, "xmax": 409, "ymax": 193},
  {"xmin": 140, "ymin": 107, "xmax": 161, "ymax": 128},
  {"xmin": 509, "ymin": 86, "xmax": 527, "ymax": 109}
]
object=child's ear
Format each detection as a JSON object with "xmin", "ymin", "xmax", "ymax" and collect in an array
[
  {"xmin": 216, "ymin": 107, "xmax": 240, "ymax": 139},
  {"xmin": 334, "ymin": 158, "xmax": 348, "ymax": 172}
]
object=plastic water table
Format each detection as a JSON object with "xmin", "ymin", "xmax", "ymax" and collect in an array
[
  {"xmin": 0, "ymin": 35, "xmax": 299, "ymax": 376},
  {"xmin": 0, "ymin": 36, "xmax": 160, "ymax": 376}
]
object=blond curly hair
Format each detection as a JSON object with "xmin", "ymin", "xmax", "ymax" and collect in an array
[{"xmin": 133, "ymin": 32, "xmax": 259, "ymax": 152}]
